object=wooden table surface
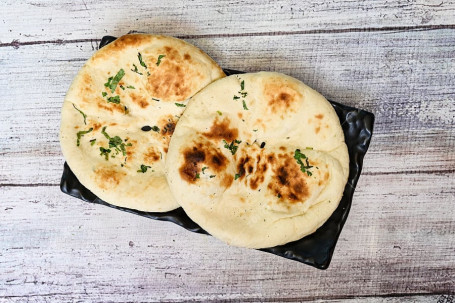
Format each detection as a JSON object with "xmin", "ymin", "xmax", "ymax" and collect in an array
[{"xmin": 1, "ymin": 1, "xmax": 454, "ymax": 302}]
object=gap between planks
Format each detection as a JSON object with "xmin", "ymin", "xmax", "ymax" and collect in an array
[
  {"xmin": 1, "ymin": 168, "xmax": 454, "ymax": 188},
  {"xmin": 1, "ymin": 23, "xmax": 455, "ymax": 49}
]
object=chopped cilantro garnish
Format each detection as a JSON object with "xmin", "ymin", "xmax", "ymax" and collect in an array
[
  {"xmin": 104, "ymin": 69, "xmax": 125, "ymax": 93},
  {"xmin": 90, "ymin": 139, "xmax": 96, "ymax": 146},
  {"xmin": 306, "ymin": 147, "xmax": 313, "ymax": 150},
  {"xmin": 109, "ymin": 136, "xmax": 123, "ymax": 148},
  {"xmin": 195, "ymin": 173, "xmax": 200, "ymax": 179},
  {"xmin": 72, "ymin": 103, "xmax": 87, "ymax": 125},
  {"xmin": 107, "ymin": 96, "xmax": 120, "ymax": 104},
  {"xmin": 217, "ymin": 110, "xmax": 222, "ymax": 116},
  {"xmin": 175, "ymin": 103, "xmax": 186, "ymax": 107},
  {"xmin": 151, "ymin": 126, "xmax": 160, "ymax": 133},
  {"xmin": 209, "ymin": 175, "xmax": 216, "ymax": 178},
  {"xmin": 253, "ymin": 129, "xmax": 258, "ymax": 132},
  {"xmin": 101, "ymin": 126, "xmax": 110, "ymax": 139},
  {"xmin": 234, "ymin": 173, "xmax": 240, "ymax": 180},
  {"xmin": 223, "ymin": 139, "xmax": 241, "ymax": 155},
  {"xmin": 137, "ymin": 164, "xmax": 151, "ymax": 173},
  {"xmin": 152, "ymin": 98, "xmax": 160, "ymax": 102},
  {"xmin": 234, "ymin": 79, "xmax": 248, "ymax": 109},
  {"xmin": 99, "ymin": 147, "xmax": 111, "ymax": 160},
  {"xmin": 242, "ymin": 100, "xmax": 249, "ymax": 110},
  {"xmin": 120, "ymin": 85, "xmax": 125, "ymax": 90},
  {"xmin": 126, "ymin": 85, "xmax": 135, "ymax": 89},
  {"xmin": 294, "ymin": 149, "xmax": 313, "ymax": 176},
  {"xmin": 131, "ymin": 64, "xmax": 143, "ymax": 75},
  {"xmin": 156, "ymin": 54, "xmax": 166, "ymax": 66},
  {"xmin": 102, "ymin": 92, "xmax": 107, "ymax": 97},
  {"xmin": 104, "ymin": 77, "xmax": 112, "ymax": 88},
  {"xmin": 138, "ymin": 52, "xmax": 147, "ymax": 69},
  {"xmin": 202, "ymin": 167, "xmax": 208, "ymax": 174},
  {"xmin": 76, "ymin": 128, "xmax": 93, "ymax": 146},
  {"xmin": 101, "ymin": 127, "xmax": 132, "ymax": 158}
]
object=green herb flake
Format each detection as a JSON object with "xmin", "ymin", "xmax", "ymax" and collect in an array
[
  {"xmin": 209, "ymin": 175, "xmax": 216, "ymax": 178},
  {"xmin": 175, "ymin": 103, "xmax": 186, "ymax": 107},
  {"xmin": 234, "ymin": 173, "xmax": 240, "ymax": 180},
  {"xmin": 126, "ymin": 85, "xmax": 135, "ymax": 89},
  {"xmin": 90, "ymin": 139, "xmax": 96, "ymax": 146},
  {"xmin": 138, "ymin": 52, "xmax": 147, "ymax": 69},
  {"xmin": 101, "ymin": 126, "xmax": 110, "ymax": 139},
  {"xmin": 242, "ymin": 100, "xmax": 249, "ymax": 110},
  {"xmin": 99, "ymin": 147, "xmax": 111, "ymax": 160},
  {"xmin": 102, "ymin": 92, "xmax": 107, "ymax": 97},
  {"xmin": 156, "ymin": 54, "xmax": 166, "ymax": 66},
  {"xmin": 306, "ymin": 147, "xmax": 313, "ymax": 150},
  {"xmin": 72, "ymin": 103, "xmax": 87, "ymax": 125},
  {"xmin": 294, "ymin": 149, "xmax": 313, "ymax": 176},
  {"xmin": 202, "ymin": 167, "xmax": 208, "ymax": 174},
  {"xmin": 217, "ymin": 110, "xmax": 222, "ymax": 116},
  {"xmin": 105, "ymin": 69, "xmax": 125, "ymax": 93},
  {"xmin": 152, "ymin": 98, "xmax": 160, "ymax": 102},
  {"xmin": 233, "ymin": 95, "xmax": 240, "ymax": 100},
  {"xmin": 76, "ymin": 128, "xmax": 93, "ymax": 146},
  {"xmin": 107, "ymin": 95, "xmax": 120, "ymax": 104},
  {"xmin": 104, "ymin": 76, "xmax": 113, "ymax": 88},
  {"xmin": 120, "ymin": 85, "xmax": 125, "ymax": 90},
  {"xmin": 109, "ymin": 136, "xmax": 127, "ymax": 156},
  {"xmin": 101, "ymin": 127, "xmax": 131, "ymax": 157},
  {"xmin": 137, "ymin": 164, "xmax": 151, "ymax": 173},
  {"xmin": 253, "ymin": 129, "xmax": 258, "ymax": 132},
  {"xmin": 195, "ymin": 173, "xmax": 200, "ymax": 179},
  {"xmin": 131, "ymin": 64, "xmax": 143, "ymax": 75},
  {"xmin": 240, "ymin": 80, "xmax": 245, "ymax": 91},
  {"xmin": 151, "ymin": 126, "xmax": 160, "ymax": 133},
  {"xmin": 223, "ymin": 139, "xmax": 241, "ymax": 155}
]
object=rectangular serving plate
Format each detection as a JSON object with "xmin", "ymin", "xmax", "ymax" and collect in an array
[{"xmin": 60, "ymin": 35, "xmax": 375, "ymax": 269}]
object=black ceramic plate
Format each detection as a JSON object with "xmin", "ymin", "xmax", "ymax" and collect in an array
[{"xmin": 60, "ymin": 36, "xmax": 375, "ymax": 269}]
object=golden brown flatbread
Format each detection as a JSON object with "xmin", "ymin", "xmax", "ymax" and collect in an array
[
  {"xmin": 165, "ymin": 72, "xmax": 349, "ymax": 248},
  {"xmin": 60, "ymin": 34, "xmax": 225, "ymax": 212}
]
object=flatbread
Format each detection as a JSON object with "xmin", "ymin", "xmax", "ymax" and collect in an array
[
  {"xmin": 60, "ymin": 34, "xmax": 225, "ymax": 212},
  {"xmin": 165, "ymin": 72, "xmax": 349, "ymax": 248}
]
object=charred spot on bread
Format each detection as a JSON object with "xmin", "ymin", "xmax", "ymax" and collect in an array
[
  {"xmin": 267, "ymin": 153, "xmax": 310, "ymax": 203},
  {"xmin": 179, "ymin": 142, "xmax": 229, "ymax": 184},
  {"xmin": 203, "ymin": 117, "xmax": 239, "ymax": 142},
  {"xmin": 263, "ymin": 78, "xmax": 303, "ymax": 114}
]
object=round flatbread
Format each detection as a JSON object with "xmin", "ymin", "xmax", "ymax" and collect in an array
[
  {"xmin": 165, "ymin": 72, "xmax": 349, "ymax": 248},
  {"xmin": 60, "ymin": 34, "xmax": 225, "ymax": 212}
]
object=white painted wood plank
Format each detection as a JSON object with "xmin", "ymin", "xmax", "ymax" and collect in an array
[
  {"xmin": 0, "ymin": 170, "xmax": 453, "ymax": 300},
  {"xmin": 0, "ymin": 29, "xmax": 454, "ymax": 185},
  {"xmin": 1, "ymin": 0, "xmax": 455, "ymax": 44}
]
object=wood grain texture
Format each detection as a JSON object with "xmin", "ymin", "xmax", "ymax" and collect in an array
[
  {"xmin": 0, "ymin": 0, "xmax": 454, "ymax": 301},
  {"xmin": 0, "ymin": 172, "xmax": 454, "ymax": 301},
  {"xmin": 1, "ymin": 0, "xmax": 455, "ymax": 46}
]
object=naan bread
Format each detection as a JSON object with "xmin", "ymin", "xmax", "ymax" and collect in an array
[
  {"xmin": 165, "ymin": 72, "xmax": 349, "ymax": 248},
  {"xmin": 60, "ymin": 34, "xmax": 225, "ymax": 212}
]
